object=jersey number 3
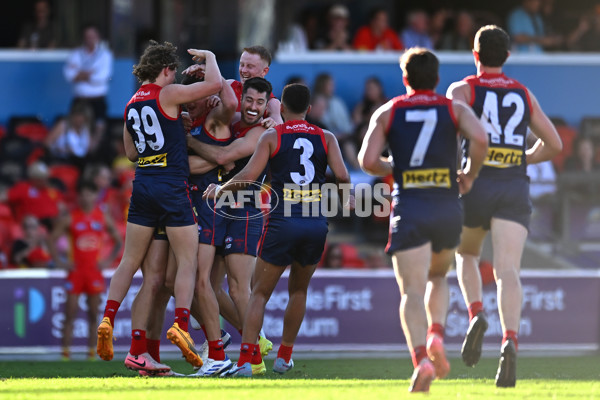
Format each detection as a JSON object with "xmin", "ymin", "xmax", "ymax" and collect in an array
[
  {"xmin": 128, "ymin": 106, "xmax": 166, "ymax": 153},
  {"xmin": 291, "ymin": 138, "xmax": 315, "ymax": 185}
]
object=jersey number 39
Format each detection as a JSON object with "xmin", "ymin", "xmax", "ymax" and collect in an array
[{"xmin": 128, "ymin": 106, "xmax": 166, "ymax": 154}]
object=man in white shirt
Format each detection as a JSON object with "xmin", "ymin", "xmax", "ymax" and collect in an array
[{"xmin": 64, "ymin": 24, "xmax": 113, "ymax": 156}]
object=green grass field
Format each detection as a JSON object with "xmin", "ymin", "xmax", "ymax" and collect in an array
[{"xmin": 1, "ymin": 356, "xmax": 599, "ymax": 400}]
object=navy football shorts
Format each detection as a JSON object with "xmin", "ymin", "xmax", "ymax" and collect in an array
[
  {"xmin": 257, "ymin": 216, "xmax": 328, "ymax": 267},
  {"xmin": 220, "ymin": 206, "xmax": 263, "ymax": 257},
  {"xmin": 386, "ymin": 195, "xmax": 463, "ymax": 254},
  {"xmin": 127, "ymin": 177, "xmax": 196, "ymax": 228},
  {"xmin": 194, "ymin": 192, "xmax": 227, "ymax": 247},
  {"xmin": 462, "ymin": 176, "xmax": 531, "ymax": 230}
]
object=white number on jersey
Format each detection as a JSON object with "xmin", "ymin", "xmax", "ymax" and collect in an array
[
  {"xmin": 127, "ymin": 106, "xmax": 166, "ymax": 154},
  {"xmin": 406, "ymin": 109, "xmax": 438, "ymax": 167},
  {"xmin": 290, "ymin": 138, "xmax": 315, "ymax": 185},
  {"xmin": 481, "ymin": 91, "xmax": 525, "ymax": 146}
]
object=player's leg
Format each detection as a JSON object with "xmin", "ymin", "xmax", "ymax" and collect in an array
[
  {"xmin": 490, "ymin": 217, "xmax": 527, "ymax": 388},
  {"xmin": 85, "ymin": 293, "xmax": 101, "ymax": 360},
  {"xmin": 125, "ymin": 238, "xmax": 171, "ymax": 372},
  {"xmin": 424, "ymin": 248, "xmax": 454, "ymax": 379},
  {"xmin": 165, "ymin": 224, "xmax": 202, "ymax": 367},
  {"xmin": 392, "ymin": 243, "xmax": 435, "ymax": 393},
  {"xmin": 224, "ymin": 253, "xmax": 252, "ymax": 333},
  {"xmin": 273, "ymin": 260, "xmax": 318, "ymax": 374},
  {"xmin": 97, "ymin": 222, "xmax": 154, "ymax": 360},
  {"xmin": 456, "ymin": 225, "xmax": 489, "ymax": 367},
  {"xmin": 61, "ymin": 292, "xmax": 79, "ymax": 360}
]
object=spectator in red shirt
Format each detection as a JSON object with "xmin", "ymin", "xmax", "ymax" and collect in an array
[
  {"xmin": 2, "ymin": 161, "xmax": 64, "ymax": 230},
  {"xmin": 11, "ymin": 214, "xmax": 53, "ymax": 268},
  {"xmin": 353, "ymin": 7, "xmax": 403, "ymax": 51}
]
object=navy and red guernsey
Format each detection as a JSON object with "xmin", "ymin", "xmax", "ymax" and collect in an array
[
  {"xmin": 269, "ymin": 120, "xmax": 328, "ymax": 218},
  {"xmin": 188, "ymin": 124, "xmax": 231, "ymax": 192},
  {"xmin": 124, "ymin": 83, "xmax": 190, "ymax": 179},
  {"xmin": 226, "ymin": 121, "xmax": 266, "ymax": 180},
  {"xmin": 386, "ymin": 90, "xmax": 459, "ymax": 198},
  {"xmin": 463, "ymin": 72, "xmax": 532, "ymax": 179}
]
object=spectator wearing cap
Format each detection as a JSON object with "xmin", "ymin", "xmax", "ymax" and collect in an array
[
  {"xmin": 0, "ymin": 161, "xmax": 65, "ymax": 230},
  {"xmin": 353, "ymin": 7, "xmax": 403, "ymax": 51},
  {"xmin": 318, "ymin": 4, "xmax": 353, "ymax": 51}
]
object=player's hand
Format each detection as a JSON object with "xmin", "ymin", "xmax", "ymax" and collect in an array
[
  {"xmin": 203, "ymin": 183, "xmax": 219, "ymax": 201},
  {"xmin": 181, "ymin": 111, "xmax": 192, "ymax": 134},
  {"xmin": 206, "ymin": 95, "xmax": 221, "ymax": 109},
  {"xmin": 223, "ymin": 162, "xmax": 235, "ymax": 172},
  {"xmin": 182, "ymin": 63, "xmax": 206, "ymax": 79},
  {"xmin": 457, "ymin": 170, "xmax": 476, "ymax": 195},
  {"xmin": 261, "ymin": 117, "xmax": 277, "ymax": 129},
  {"xmin": 188, "ymin": 49, "xmax": 214, "ymax": 63}
]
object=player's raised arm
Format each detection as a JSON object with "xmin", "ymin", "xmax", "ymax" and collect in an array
[
  {"xmin": 525, "ymin": 91, "xmax": 563, "ymax": 165},
  {"xmin": 358, "ymin": 101, "xmax": 394, "ymax": 177},
  {"xmin": 452, "ymin": 99, "xmax": 488, "ymax": 194}
]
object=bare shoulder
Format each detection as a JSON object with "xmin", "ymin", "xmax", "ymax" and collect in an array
[{"xmin": 446, "ymin": 80, "xmax": 470, "ymax": 100}]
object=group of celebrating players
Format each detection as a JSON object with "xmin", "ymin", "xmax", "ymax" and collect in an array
[{"xmin": 91, "ymin": 23, "xmax": 562, "ymax": 392}]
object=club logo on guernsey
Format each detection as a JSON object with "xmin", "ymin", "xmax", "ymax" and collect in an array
[
  {"xmin": 138, "ymin": 153, "xmax": 167, "ymax": 167},
  {"xmin": 402, "ymin": 168, "xmax": 451, "ymax": 189},
  {"xmin": 484, "ymin": 147, "xmax": 523, "ymax": 168}
]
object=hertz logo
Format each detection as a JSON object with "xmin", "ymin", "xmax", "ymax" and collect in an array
[
  {"xmin": 402, "ymin": 168, "xmax": 451, "ymax": 189},
  {"xmin": 138, "ymin": 153, "xmax": 167, "ymax": 167},
  {"xmin": 282, "ymin": 188, "xmax": 321, "ymax": 202},
  {"xmin": 484, "ymin": 147, "xmax": 523, "ymax": 168}
]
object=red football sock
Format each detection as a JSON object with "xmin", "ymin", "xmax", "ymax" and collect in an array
[
  {"xmin": 427, "ymin": 323, "xmax": 445, "ymax": 339},
  {"xmin": 411, "ymin": 345, "xmax": 427, "ymax": 368},
  {"xmin": 251, "ymin": 344, "xmax": 263, "ymax": 365},
  {"xmin": 103, "ymin": 300, "xmax": 120, "ymax": 327},
  {"xmin": 277, "ymin": 344, "xmax": 293, "ymax": 363},
  {"xmin": 468, "ymin": 301, "xmax": 483, "ymax": 321},
  {"xmin": 129, "ymin": 330, "xmax": 147, "ymax": 356},
  {"xmin": 503, "ymin": 330, "xmax": 519, "ymax": 351},
  {"xmin": 208, "ymin": 339, "xmax": 225, "ymax": 361},
  {"xmin": 147, "ymin": 339, "xmax": 161, "ymax": 362},
  {"xmin": 174, "ymin": 308, "xmax": 190, "ymax": 332},
  {"xmin": 237, "ymin": 342, "xmax": 254, "ymax": 366},
  {"xmin": 201, "ymin": 325, "xmax": 208, "ymax": 339}
]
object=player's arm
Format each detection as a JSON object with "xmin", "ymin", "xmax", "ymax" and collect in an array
[
  {"xmin": 452, "ymin": 99, "xmax": 488, "ymax": 194},
  {"xmin": 525, "ymin": 91, "xmax": 563, "ymax": 165},
  {"xmin": 122, "ymin": 123, "xmax": 138, "ymax": 162},
  {"xmin": 189, "ymin": 154, "xmax": 219, "ymax": 175},
  {"xmin": 98, "ymin": 211, "xmax": 123, "ymax": 270},
  {"xmin": 446, "ymin": 80, "xmax": 471, "ymax": 104},
  {"xmin": 265, "ymin": 98, "xmax": 283, "ymax": 124},
  {"xmin": 205, "ymin": 129, "xmax": 276, "ymax": 199},
  {"xmin": 161, "ymin": 50, "xmax": 222, "ymax": 113},
  {"xmin": 47, "ymin": 214, "xmax": 72, "ymax": 270},
  {"xmin": 324, "ymin": 129, "xmax": 352, "ymax": 208},
  {"xmin": 358, "ymin": 101, "xmax": 394, "ymax": 177},
  {"xmin": 206, "ymin": 78, "xmax": 238, "ymax": 130},
  {"xmin": 189, "ymin": 125, "xmax": 265, "ymax": 166}
]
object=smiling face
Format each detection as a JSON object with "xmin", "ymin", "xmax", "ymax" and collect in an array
[
  {"xmin": 239, "ymin": 51, "xmax": 269, "ymax": 84},
  {"xmin": 240, "ymin": 88, "xmax": 268, "ymax": 125}
]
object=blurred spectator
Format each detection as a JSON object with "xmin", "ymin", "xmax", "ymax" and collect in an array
[
  {"xmin": 353, "ymin": 7, "xmax": 403, "ymax": 51},
  {"xmin": 322, "ymin": 243, "xmax": 344, "ymax": 269},
  {"xmin": 540, "ymin": 0, "xmax": 564, "ymax": 51},
  {"xmin": 507, "ymin": 0, "xmax": 561, "ymax": 52},
  {"xmin": 564, "ymin": 136, "xmax": 600, "ymax": 172},
  {"xmin": 63, "ymin": 24, "xmax": 113, "ymax": 161},
  {"xmin": 306, "ymin": 93, "xmax": 331, "ymax": 130},
  {"xmin": 1, "ymin": 161, "xmax": 64, "ymax": 230},
  {"xmin": 549, "ymin": 117, "xmax": 577, "ymax": 172},
  {"xmin": 17, "ymin": 0, "xmax": 59, "ymax": 49},
  {"xmin": 401, "ymin": 10, "xmax": 434, "ymax": 49},
  {"xmin": 45, "ymin": 101, "xmax": 93, "ymax": 168},
  {"xmin": 438, "ymin": 10, "xmax": 476, "ymax": 51},
  {"xmin": 10, "ymin": 214, "xmax": 52, "ymax": 268},
  {"xmin": 318, "ymin": 4, "xmax": 352, "ymax": 51},
  {"xmin": 321, "ymin": 242, "xmax": 366, "ymax": 269},
  {"xmin": 352, "ymin": 76, "xmax": 387, "ymax": 145},
  {"xmin": 429, "ymin": 8, "xmax": 453, "ymax": 49},
  {"xmin": 567, "ymin": 4, "xmax": 600, "ymax": 52},
  {"xmin": 278, "ymin": 7, "xmax": 319, "ymax": 52},
  {"xmin": 284, "ymin": 75, "xmax": 307, "ymax": 87}
]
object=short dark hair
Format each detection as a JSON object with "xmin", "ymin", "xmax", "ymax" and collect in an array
[
  {"xmin": 400, "ymin": 47, "xmax": 439, "ymax": 90},
  {"xmin": 133, "ymin": 40, "xmax": 180, "ymax": 83},
  {"xmin": 243, "ymin": 45, "xmax": 272, "ymax": 66},
  {"xmin": 77, "ymin": 180, "xmax": 98, "ymax": 193},
  {"xmin": 474, "ymin": 25, "xmax": 510, "ymax": 67},
  {"xmin": 181, "ymin": 73, "xmax": 202, "ymax": 85},
  {"xmin": 282, "ymin": 84, "xmax": 311, "ymax": 114},
  {"xmin": 242, "ymin": 77, "xmax": 272, "ymax": 98}
]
